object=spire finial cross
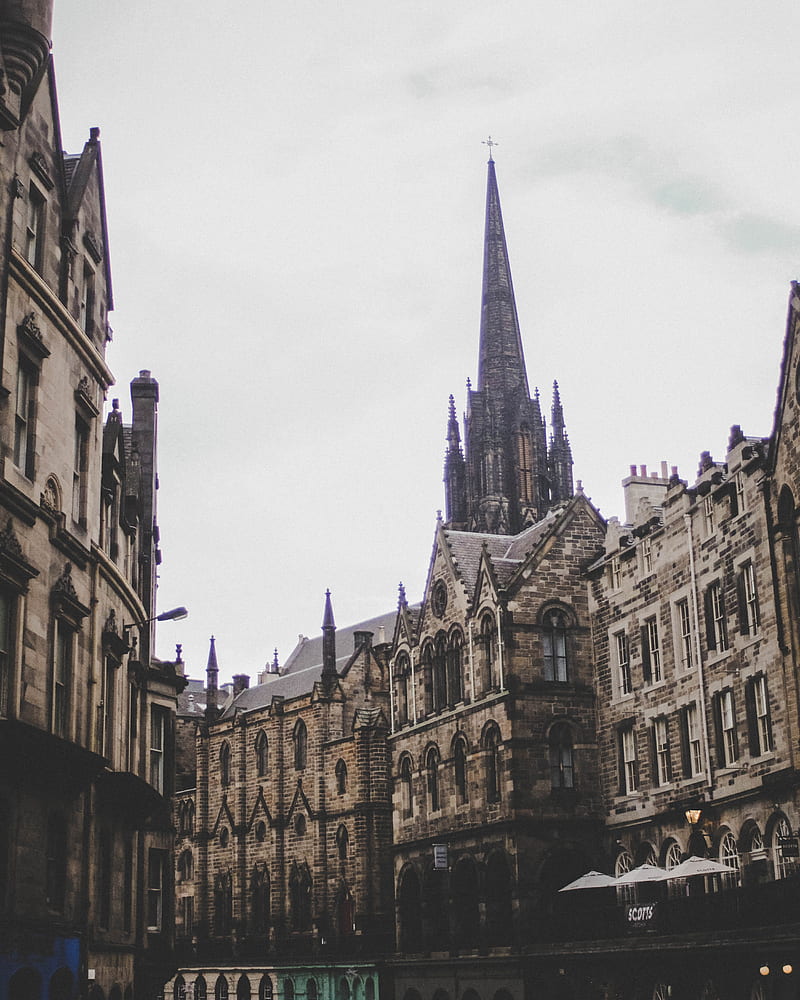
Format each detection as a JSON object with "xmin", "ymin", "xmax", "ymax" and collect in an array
[{"xmin": 483, "ymin": 135, "xmax": 499, "ymax": 161}]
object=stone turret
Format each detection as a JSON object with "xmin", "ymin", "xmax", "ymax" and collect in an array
[{"xmin": 0, "ymin": 0, "xmax": 53, "ymax": 129}]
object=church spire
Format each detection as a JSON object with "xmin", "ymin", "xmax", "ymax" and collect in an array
[
  {"xmin": 443, "ymin": 394, "xmax": 466, "ymax": 527},
  {"xmin": 321, "ymin": 589, "xmax": 337, "ymax": 692},
  {"xmin": 205, "ymin": 635, "xmax": 219, "ymax": 721},
  {"xmin": 477, "ymin": 157, "xmax": 530, "ymax": 400},
  {"xmin": 548, "ymin": 380, "xmax": 574, "ymax": 502}
]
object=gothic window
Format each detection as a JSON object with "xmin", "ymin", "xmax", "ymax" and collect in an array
[
  {"xmin": 453, "ymin": 735, "xmax": 469, "ymax": 804},
  {"xmin": 195, "ymin": 978, "xmax": 207, "ymax": 1000},
  {"xmin": 293, "ymin": 719, "xmax": 307, "ymax": 770},
  {"xmin": 45, "ymin": 811, "xmax": 67, "ymax": 911},
  {"xmin": 399, "ymin": 754, "xmax": 413, "ymax": 819},
  {"xmin": 255, "ymin": 731, "xmax": 268, "ymax": 777},
  {"xmin": 542, "ymin": 608, "xmax": 569, "ymax": 682},
  {"xmin": 289, "ymin": 865, "xmax": 312, "ymax": 932},
  {"xmin": 336, "ymin": 825, "xmax": 349, "ymax": 861},
  {"xmin": 395, "ymin": 652, "xmax": 410, "ymax": 725},
  {"xmin": 255, "ymin": 821, "xmax": 267, "ymax": 842},
  {"xmin": 479, "ymin": 612, "xmax": 498, "ymax": 694},
  {"xmin": 214, "ymin": 871, "xmax": 233, "ymax": 936},
  {"xmin": 307, "ymin": 982, "xmax": 318, "ymax": 1000},
  {"xmin": 219, "ymin": 741, "xmax": 231, "ymax": 787},
  {"xmin": 237, "ymin": 977, "xmax": 251, "ymax": 1000},
  {"xmin": 516, "ymin": 425, "xmax": 533, "ymax": 504},
  {"xmin": 484, "ymin": 723, "xmax": 501, "ymax": 803},
  {"xmin": 549, "ymin": 722, "xmax": 574, "ymax": 790},
  {"xmin": 215, "ymin": 977, "xmax": 228, "ymax": 1000},
  {"xmin": 285, "ymin": 983, "xmax": 294, "ymax": 1000},
  {"xmin": 432, "ymin": 635, "xmax": 447, "ymax": 711},
  {"xmin": 426, "ymin": 746, "xmax": 440, "ymax": 812},
  {"xmin": 335, "ymin": 758, "xmax": 347, "ymax": 795},
  {"xmin": 258, "ymin": 979, "xmax": 273, "ymax": 1000},
  {"xmin": 446, "ymin": 630, "xmax": 464, "ymax": 705},
  {"xmin": 421, "ymin": 642, "xmax": 434, "ymax": 715},
  {"xmin": 178, "ymin": 849, "xmax": 194, "ymax": 882}
]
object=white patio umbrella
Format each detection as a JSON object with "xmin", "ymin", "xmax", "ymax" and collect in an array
[
  {"xmin": 614, "ymin": 863, "xmax": 669, "ymax": 885},
  {"xmin": 665, "ymin": 856, "xmax": 737, "ymax": 879},
  {"xmin": 558, "ymin": 871, "xmax": 618, "ymax": 892}
]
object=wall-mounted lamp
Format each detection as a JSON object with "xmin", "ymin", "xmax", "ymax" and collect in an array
[
  {"xmin": 685, "ymin": 808, "xmax": 702, "ymax": 826},
  {"xmin": 126, "ymin": 606, "xmax": 188, "ymax": 630}
]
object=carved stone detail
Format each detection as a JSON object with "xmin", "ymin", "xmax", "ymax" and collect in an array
[
  {"xmin": 0, "ymin": 518, "xmax": 23, "ymax": 559},
  {"xmin": 53, "ymin": 561, "xmax": 78, "ymax": 600},
  {"xmin": 29, "ymin": 151, "xmax": 54, "ymax": 190},
  {"xmin": 83, "ymin": 229, "xmax": 103, "ymax": 263},
  {"xmin": 40, "ymin": 476, "xmax": 61, "ymax": 512},
  {"xmin": 17, "ymin": 312, "xmax": 49, "ymax": 360}
]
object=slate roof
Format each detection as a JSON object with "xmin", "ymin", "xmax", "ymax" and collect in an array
[
  {"xmin": 220, "ymin": 608, "xmax": 400, "ymax": 718},
  {"xmin": 443, "ymin": 506, "xmax": 563, "ymax": 592}
]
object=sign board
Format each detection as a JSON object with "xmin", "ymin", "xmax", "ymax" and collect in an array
[
  {"xmin": 779, "ymin": 837, "xmax": 800, "ymax": 858},
  {"xmin": 625, "ymin": 902, "xmax": 658, "ymax": 932},
  {"xmin": 433, "ymin": 844, "xmax": 448, "ymax": 870}
]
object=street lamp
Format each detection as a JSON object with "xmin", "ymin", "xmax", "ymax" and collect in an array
[
  {"xmin": 123, "ymin": 606, "xmax": 188, "ymax": 646},
  {"xmin": 684, "ymin": 808, "xmax": 702, "ymax": 827}
]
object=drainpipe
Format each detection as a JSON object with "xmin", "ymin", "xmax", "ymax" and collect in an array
[
  {"xmin": 495, "ymin": 607, "xmax": 505, "ymax": 690},
  {"xmin": 684, "ymin": 513, "xmax": 714, "ymax": 793}
]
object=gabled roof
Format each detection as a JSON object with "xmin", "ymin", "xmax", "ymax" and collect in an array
[{"xmin": 220, "ymin": 608, "xmax": 399, "ymax": 717}]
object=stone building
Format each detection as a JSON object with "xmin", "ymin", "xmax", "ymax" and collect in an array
[
  {"xmin": 175, "ymin": 597, "xmax": 396, "ymax": 971},
  {"xmin": 0, "ymin": 4, "xmax": 185, "ymax": 1000}
]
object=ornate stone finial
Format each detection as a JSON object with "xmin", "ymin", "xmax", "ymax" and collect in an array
[
  {"xmin": 466, "ymin": 377, "xmax": 472, "ymax": 391},
  {"xmin": 398, "ymin": 581, "xmax": 407, "ymax": 609},
  {"xmin": 436, "ymin": 509, "xmax": 443, "ymax": 521},
  {"xmin": 0, "ymin": 518, "xmax": 23, "ymax": 559},
  {"xmin": 176, "ymin": 643, "xmax": 183, "ymax": 663},
  {"xmin": 112, "ymin": 398, "xmax": 119, "ymax": 410}
]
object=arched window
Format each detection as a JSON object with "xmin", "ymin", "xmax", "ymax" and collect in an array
[
  {"xmin": 237, "ymin": 977, "xmax": 251, "ymax": 1000},
  {"xmin": 421, "ymin": 642, "xmax": 434, "ymax": 715},
  {"xmin": 542, "ymin": 608, "xmax": 569, "ymax": 682},
  {"xmin": 220, "ymin": 742, "xmax": 231, "ymax": 787},
  {"xmin": 773, "ymin": 816, "xmax": 798, "ymax": 880},
  {"xmin": 517, "ymin": 424, "xmax": 533, "ymax": 504},
  {"xmin": 399, "ymin": 754, "xmax": 413, "ymax": 818},
  {"xmin": 485, "ymin": 852, "xmax": 513, "ymax": 946},
  {"xmin": 484, "ymin": 723, "xmax": 501, "ymax": 803},
  {"xmin": 289, "ymin": 865, "xmax": 312, "ymax": 932},
  {"xmin": 214, "ymin": 871, "xmax": 232, "ymax": 936},
  {"xmin": 307, "ymin": 981, "xmax": 318, "ymax": 1000},
  {"xmin": 454, "ymin": 736, "xmax": 469, "ymax": 804},
  {"xmin": 293, "ymin": 719, "xmax": 307, "ymax": 770},
  {"xmin": 364, "ymin": 982, "xmax": 374, "ymax": 1000},
  {"xmin": 397, "ymin": 866, "xmax": 422, "ymax": 952},
  {"xmin": 719, "ymin": 830, "xmax": 741, "ymax": 889},
  {"xmin": 285, "ymin": 982, "xmax": 295, "ymax": 1000},
  {"xmin": 215, "ymin": 977, "xmax": 229, "ymax": 1000},
  {"xmin": 255, "ymin": 731, "xmax": 268, "ymax": 777},
  {"xmin": 395, "ymin": 652, "xmax": 411, "ymax": 726},
  {"xmin": 186, "ymin": 800, "xmax": 195, "ymax": 835},
  {"xmin": 426, "ymin": 746, "xmax": 440, "ymax": 812},
  {"xmin": 447, "ymin": 631, "xmax": 464, "ymax": 705},
  {"xmin": 258, "ymin": 978, "xmax": 273, "ymax": 1000},
  {"xmin": 423, "ymin": 866, "xmax": 449, "ymax": 950},
  {"xmin": 178, "ymin": 849, "xmax": 194, "ymax": 882},
  {"xmin": 335, "ymin": 758, "xmax": 347, "ymax": 794},
  {"xmin": 478, "ymin": 613, "xmax": 498, "ymax": 696},
  {"xmin": 549, "ymin": 722, "xmax": 574, "ymax": 790},
  {"xmin": 251, "ymin": 865, "xmax": 270, "ymax": 935},
  {"xmin": 663, "ymin": 840, "xmax": 683, "ymax": 870},
  {"xmin": 195, "ymin": 977, "xmax": 207, "ymax": 1000},
  {"xmin": 614, "ymin": 848, "xmax": 634, "ymax": 904},
  {"xmin": 452, "ymin": 856, "xmax": 479, "ymax": 948},
  {"xmin": 336, "ymin": 825, "xmax": 349, "ymax": 861},
  {"xmin": 432, "ymin": 635, "xmax": 447, "ymax": 711},
  {"xmin": 337, "ymin": 887, "xmax": 355, "ymax": 936}
]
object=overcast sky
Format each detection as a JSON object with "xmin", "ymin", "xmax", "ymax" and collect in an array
[{"xmin": 51, "ymin": 1, "xmax": 800, "ymax": 684}]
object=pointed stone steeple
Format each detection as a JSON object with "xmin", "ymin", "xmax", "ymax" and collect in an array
[
  {"xmin": 477, "ymin": 157, "xmax": 530, "ymax": 400},
  {"xmin": 321, "ymin": 590, "xmax": 337, "ymax": 693},
  {"xmin": 443, "ymin": 394, "xmax": 467, "ymax": 527},
  {"xmin": 548, "ymin": 380, "xmax": 574, "ymax": 502},
  {"xmin": 205, "ymin": 635, "xmax": 219, "ymax": 721}
]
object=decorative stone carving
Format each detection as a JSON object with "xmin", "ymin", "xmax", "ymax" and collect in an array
[
  {"xmin": 29, "ymin": 151, "xmax": 54, "ymax": 190},
  {"xmin": 17, "ymin": 312, "xmax": 49, "ymax": 359},
  {"xmin": 0, "ymin": 518, "xmax": 23, "ymax": 559},
  {"xmin": 40, "ymin": 476, "xmax": 61, "ymax": 512},
  {"xmin": 83, "ymin": 229, "xmax": 103, "ymax": 263},
  {"xmin": 53, "ymin": 562, "xmax": 78, "ymax": 599},
  {"xmin": 74, "ymin": 376, "xmax": 98, "ymax": 417},
  {"xmin": 11, "ymin": 176, "xmax": 24, "ymax": 199}
]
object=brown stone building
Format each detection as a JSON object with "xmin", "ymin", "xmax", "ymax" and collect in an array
[{"xmin": 0, "ymin": 5, "xmax": 185, "ymax": 999}]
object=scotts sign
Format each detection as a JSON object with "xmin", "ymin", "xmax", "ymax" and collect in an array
[{"xmin": 626, "ymin": 903, "xmax": 658, "ymax": 930}]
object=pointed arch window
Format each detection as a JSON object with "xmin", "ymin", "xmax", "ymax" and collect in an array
[
  {"xmin": 289, "ymin": 865, "xmax": 312, "ymax": 932},
  {"xmin": 254, "ymin": 731, "xmax": 268, "ymax": 777},
  {"xmin": 549, "ymin": 722, "xmax": 574, "ymax": 790},
  {"xmin": 484, "ymin": 723, "xmax": 501, "ymax": 803},
  {"xmin": 336, "ymin": 824, "xmax": 349, "ymax": 861},
  {"xmin": 542, "ymin": 608, "xmax": 569, "ymax": 682},
  {"xmin": 447, "ymin": 630, "xmax": 464, "ymax": 705},
  {"xmin": 426, "ymin": 746, "xmax": 440, "ymax": 812},
  {"xmin": 454, "ymin": 736, "xmax": 469, "ymax": 804},
  {"xmin": 395, "ymin": 652, "xmax": 411, "ymax": 725},
  {"xmin": 478, "ymin": 613, "xmax": 498, "ymax": 695},
  {"xmin": 219, "ymin": 742, "xmax": 231, "ymax": 787},
  {"xmin": 215, "ymin": 977, "xmax": 229, "ymax": 1000},
  {"xmin": 214, "ymin": 871, "xmax": 233, "ymax": 936},
  {"xmin": 250, "ymin": 865, "xmax": 270, "ymax": 935},
  {"xmin": 399, "ymin": 754, "xmax": 413, "ymax": 818},
  {"xmin": 432, "ymin": 635, "xmax": 447, "ymax": 711},
  {"xmin": 335, "ymin": 758, "xmax": 347, "ymax": 795},
  {"xmin": 293, "ymin": 719, "xmax": 307, "ymax": 770}
]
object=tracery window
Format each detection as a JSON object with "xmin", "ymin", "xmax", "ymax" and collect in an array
[
  {"xmin": 549, "ymin": 722, "xmax": 574, "ymax": 789},
  {"xmin": 255, "ymin": 731, "xmax": 268, "ymax": 777},
  {"xmin": 542, "ymin": 609, "xmax": 568, "ymax": 682}
]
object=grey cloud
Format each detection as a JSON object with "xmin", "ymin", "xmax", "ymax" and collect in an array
[{"xmin": 721, "ymin": 213, "xmax": 800, "ymax": 255}]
